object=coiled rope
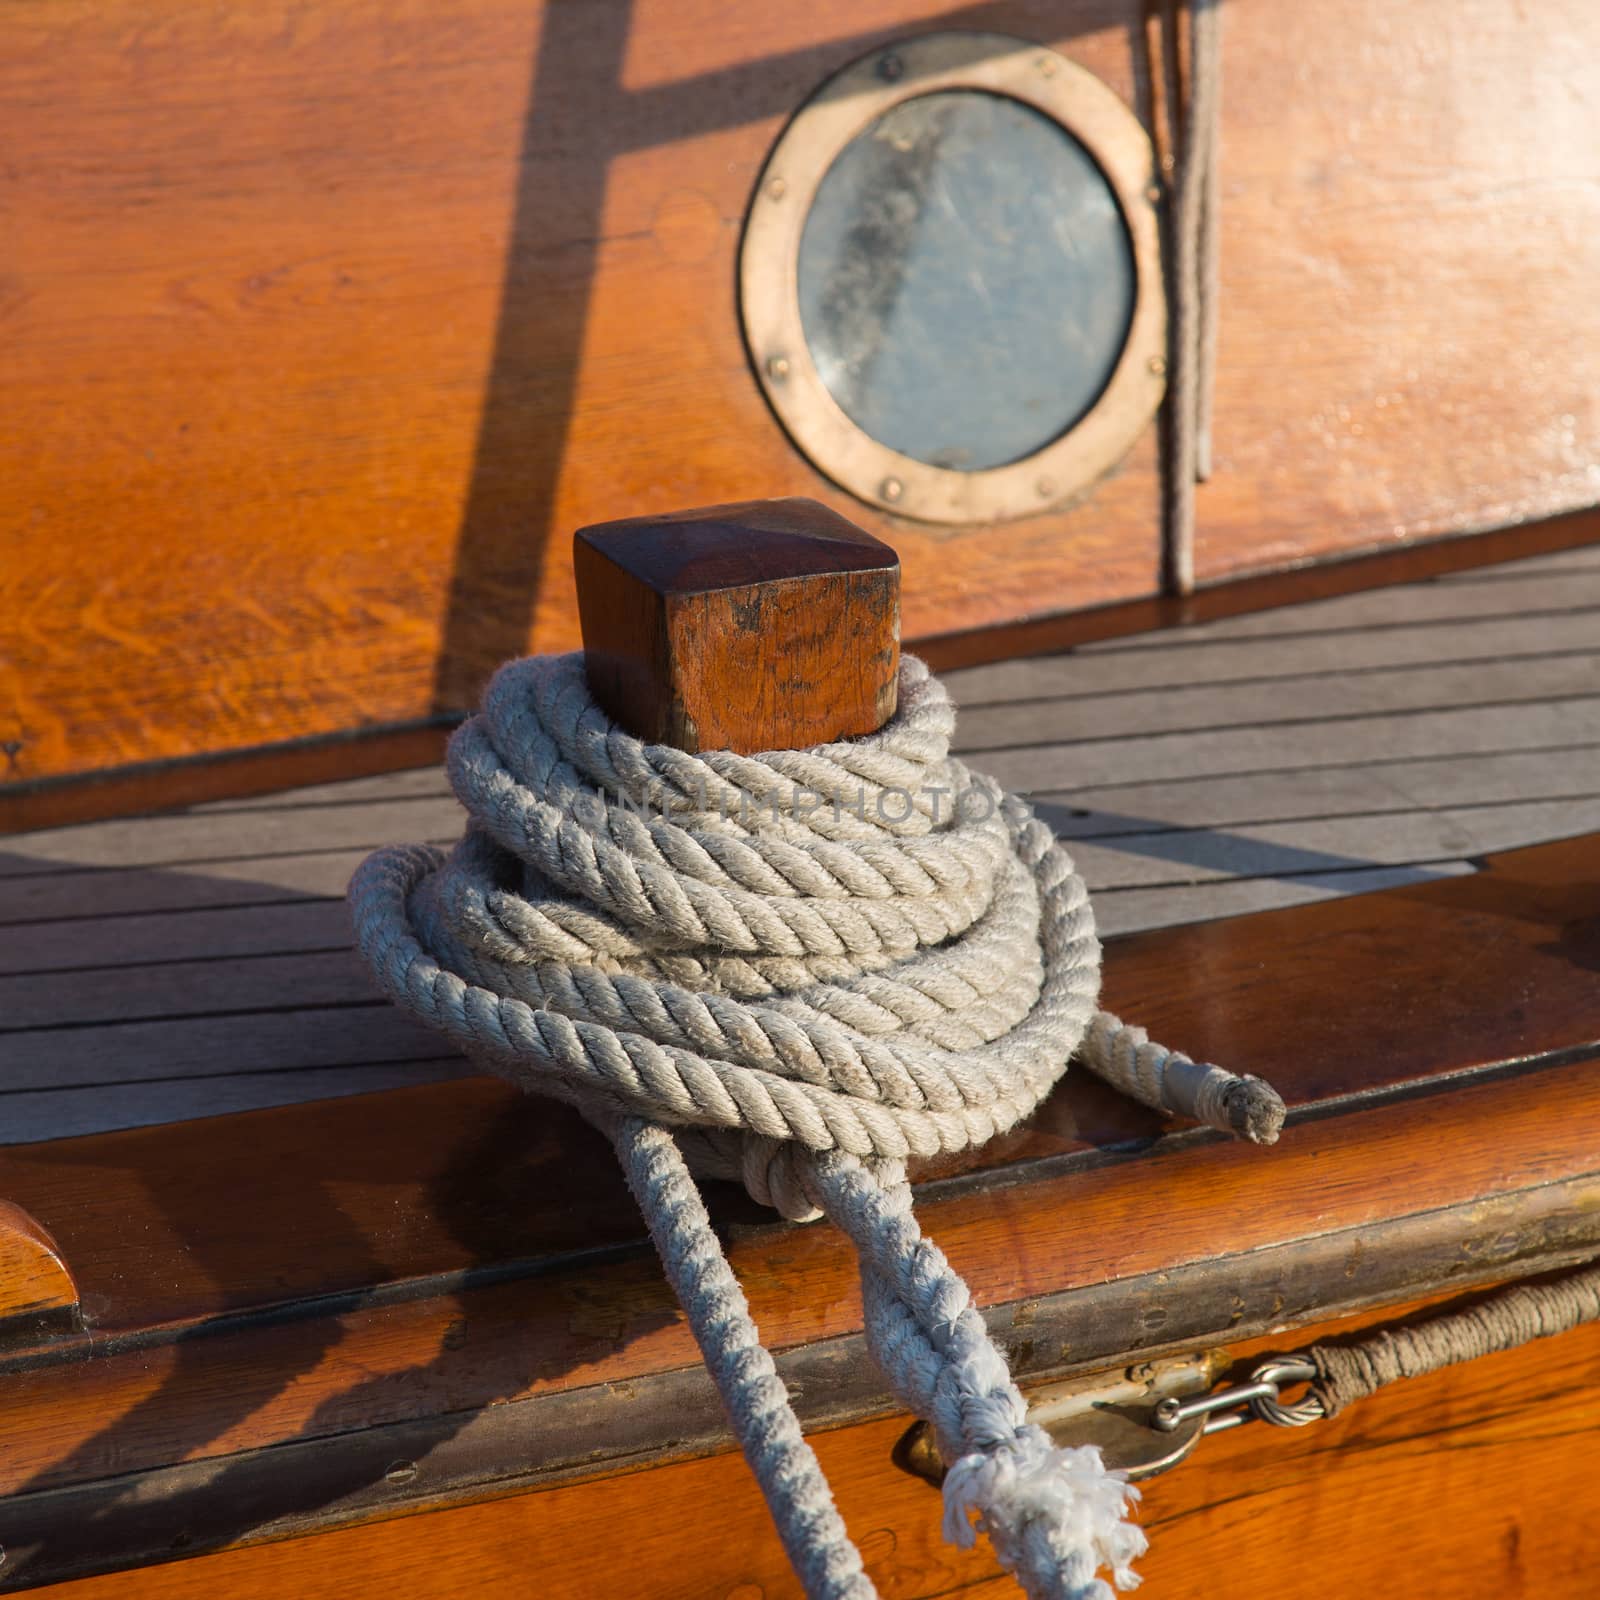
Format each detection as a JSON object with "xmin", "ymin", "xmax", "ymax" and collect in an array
[{"xmin": 350, "ymin": 652, "xmax": 1284, "ymax": 1599}]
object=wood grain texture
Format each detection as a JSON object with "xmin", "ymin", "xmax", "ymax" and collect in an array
[
  {"xmin": 0, "ymin": 836, "xmax": 1590, "ymax": 1451},
  {"xmin": 5, "ymin": 506, "xmax": 1599, "ymax": 839},
  {"xmin": 0, "ymin": 1200, "xmax": 78, "ymax": 1337},
  {"xmin": 956, "ymin": 652, "xmax": 1600, "ymax": 750},
  {"xmin": 0, "ymin": 1053, "xmax": 1592, "ymax": 1577},
  {"xmin": 0, "ymin": 834, "xmax": 1592, "ymax": 1582},
  {"xmin": 1038, "ymin": 749, "xmax": 1600, "ymax": 837},
  {"xmin": 30, "ymin": 1305, "xmax": 1600, "ymax": 1600},
  {"xmin": 5, "ymin": 0, "xmax": 1600, "ymax": 796},
  {"xmin": 3, "ymin": 545, "xmax": 1597, "ymax": 1135},
  {"xmin": 575, "ymin": 499, "xmax": 899, "ymax": 751},
  {"xmin": 18, "ymin": 780, "xmax": 1588, "ymax": 1138},
  {"xmin": 919, "ymin": 505, "xmax": 1600, "ymax": 671}
]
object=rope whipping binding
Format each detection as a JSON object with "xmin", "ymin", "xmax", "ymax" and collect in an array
[{"xmin": 350, "ymin": 651, "xmax": 1285, "ymax": 1599}]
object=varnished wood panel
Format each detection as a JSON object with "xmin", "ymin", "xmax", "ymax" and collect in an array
[
  {"xmin": 0, "ymin": 828, "xmax": 1592, "ymax": 1326},
  {"xmin": 0, "ymin": 830, "xmax": 1590, "ymax": 1583},
  {"xmin": 3, "ymin": 506, "xmax": 1599, "ymax": 838},
  {"xmin": 27, "ymin": 1306, "xmax": 1600, "ymax": 1599},
  {"xmin": 0, "ymin": 833, "xmax": 1592, "ymax": 1523},
  {"xmin": 0, "ymin": 1202, "xmax": 78, "ymax": 1334},
  {"xmin": 5, "ymin": 0, "xmax": 1600, "ymax": 797}
]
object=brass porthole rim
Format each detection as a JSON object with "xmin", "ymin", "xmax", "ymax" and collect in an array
[{"xmin": 740, "ymin": 31, "xmax": 1167, "ymax": 527}]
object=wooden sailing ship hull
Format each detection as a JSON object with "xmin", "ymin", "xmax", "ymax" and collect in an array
[
  {"xmin": 2, "ymin": 2, "xmax": 1599, "ymax": 1595},
  {"xmin": 6, "ymin": 0, "xmax": 1600, "ymax": 812}
]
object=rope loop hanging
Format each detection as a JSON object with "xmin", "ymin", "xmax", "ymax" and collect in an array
[{"xmin": 350, "ymin": 651, "xmax": 1283, "ymax": 1600}]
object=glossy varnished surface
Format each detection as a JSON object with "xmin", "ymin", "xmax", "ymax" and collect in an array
[
  {"xmin": 0, "ymin": 1203, "xmax": 78, "ymax": 1342},
  {"xmin": 0, "ymin": 828, "xmax": 1593, "ymax": 1589},
  {"xmin": 575, "ymin": 499, "xmax": 900, "ymax": 751},
  {"xmin": 34, "ymin": 1307, "xmax": 1600, "ymax": 1599},
  {"xmin": 6, "ymin": 0, "xmax": 1600, "ymax": 792},
  {"xmin": 5, "ymin": 509, "xmax": 1600, "ymax": 838},
  {"xmin": 0, "ymin": 830, "xmax": 1596, "ymax": 1336},
  {"xmin": 0, "ymin": 545, "xmax": 1595, "ymax": 1581}
]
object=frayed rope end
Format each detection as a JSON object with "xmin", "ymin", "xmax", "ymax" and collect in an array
[
  {"xmin": 1220, "ymin": 1073, "xmax": 1286, "ymax": 1146},
  {"xmin": 942, "ymin": 1428, "xmax": 1147, "ymax": 1597}
]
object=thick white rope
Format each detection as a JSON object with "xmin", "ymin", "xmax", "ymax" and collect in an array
[{"xmin": 349, "ymin": 652, "xmax": 1282, "ymax": 1598}]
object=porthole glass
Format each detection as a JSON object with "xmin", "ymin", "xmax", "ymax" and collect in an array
[
  {"xmin": 797, "ymin": 90, "xmax": 1136, "ymax": 472},
  {"xmin": 740, "ymin": 33, "xmax": 1165, "ymax": 525}
]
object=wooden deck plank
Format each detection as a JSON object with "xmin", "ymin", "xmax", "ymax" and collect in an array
[
  {"xmin": 0, "ymin": 949, "xmax": 383, "ymax": 1034},
  {"xmin": 0, "ymin": 836, "xmax": 1587, "ymax": 1344},
  {"xmin": 941, "ymin": 608, "xmax": 1597, "ymax": 702},
  {"xmin": 0, "ymin": 850, "xmax": 374, "ymax": 927},
  {"xmin": 971, "ymin": 697, "xmax": 1600, "ymax": 793},
  {"xmin": 0, "ymin": 833, "xmax": 1591, "ymax": 1527},
  {"xmin": 1033, "ymin": 747, "xmax": 1600, "ymax": 835},
  {"xmin": 1, "ymin": 1007, "xmax": 449, "ymax": 1092},
  {"xmin": 98, "ymin": 567, "xmax": 1600, "ymax": 811},
  {"xmin": 1438, "ymin": 542, "xmax": 1600, "ymax": 579},
  {"xmin": 1085, "ymin": 569, "xmax": 1600, "ymax": 645},
  {"xmin": 4, "ymin": 794, "xmax": 1591, "ymax": 1041},
  {"xmin": 0, "ymin": 900, "xmax": 353, "ymax": 976},
  {"xmin": 1063, "ymin": 795, "xmax": 1600, "ymax": 891},
  {"xmin": 2, "ymin": 546, "xmax": 1593, "ymax": 1138},
  {"xmin": 8, "ymin": 795, "xmax": 1595, "ymax": 985},
  {"xmin": 194, "ymin": 767, "xmax": 454, "ymax": 813},
  {"xmin": 952, "ymin": 651, "xmax": 1599, "ymax": 750},
  {"xmin": 0, "ymin": 796, "xmax": 465, "ymax": 878}
]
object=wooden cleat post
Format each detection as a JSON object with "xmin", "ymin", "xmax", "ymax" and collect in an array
[{"xmin": 574, "ymin": 497, "xmax": 900, "ymax": 753}]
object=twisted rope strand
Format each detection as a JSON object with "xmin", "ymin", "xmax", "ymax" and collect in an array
[
  {"xmin": 810, "ymin": 1154, "xmax": 1147, "ymax": 1600},
  {"xmin": 1310, "ymin": 1261, "xmax": 1600, "ymax": 1419},
  {"xmin": 349, "ymin": 653, "xmax": 1283, "ymax": 1599},
  {"xmin": 611, "ymin": 1115, "xmax": 874, "ymax": 1600}
]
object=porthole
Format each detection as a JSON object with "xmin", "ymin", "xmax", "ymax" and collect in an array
[{"xmin": 741, "ymin": 33, "xmax": 1165, "ymax": 526}]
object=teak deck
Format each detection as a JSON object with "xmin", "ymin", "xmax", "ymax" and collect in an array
[
  {"xmin": 2, "ymin": 543, "xmax": 1597, "ymax": 1141},
  {"xmin": 0, "ymin": 541, "xmax": 1596, "ymax": 1596}
]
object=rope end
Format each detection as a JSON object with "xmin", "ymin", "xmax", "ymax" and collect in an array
[
  {"xmin": 1078, "ymin": 1014, "xmax": 1286, "ymax": 1146},
  {"xmin": 942, "ymin": 1429, "xmax": 1147, "ymax": 1597},
  {"xmin": 1221, "ymin": 1073, "xmax": 1286, "ymax": 1145}
]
